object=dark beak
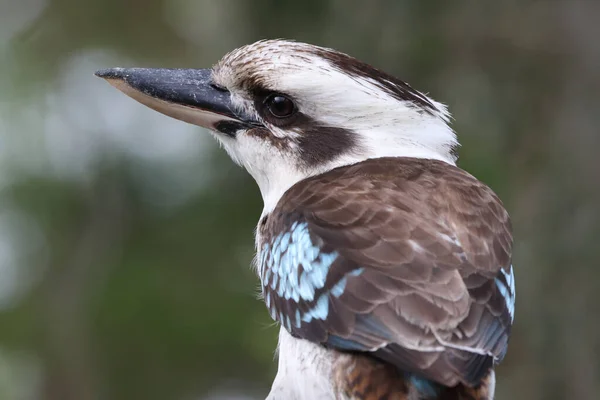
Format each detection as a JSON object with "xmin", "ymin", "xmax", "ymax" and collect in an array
[{"xmin": 95, "ymin": 68, "xmax": 254, "ymax": 136}]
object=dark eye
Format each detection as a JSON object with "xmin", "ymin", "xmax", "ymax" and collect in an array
[{"xmin": 264, "ymin": 94, "xmax": 296, "ymax": 118}]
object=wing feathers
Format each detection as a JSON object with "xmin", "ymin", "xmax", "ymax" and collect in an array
[{"xmin": 259, "ymin": 157, "xmax": 513, "ymax": 387}]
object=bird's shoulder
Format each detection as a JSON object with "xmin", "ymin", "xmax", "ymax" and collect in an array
[{"xmin": 262, "ymin": 156, "xmax": 511, "ymax": 274}]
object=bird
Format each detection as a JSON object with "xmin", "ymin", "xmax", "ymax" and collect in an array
[{"xmin": 96, "ymin": 39, "xmax": 514, "ymax": 400}]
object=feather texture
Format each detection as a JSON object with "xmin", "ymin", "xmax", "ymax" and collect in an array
[{"xmin": 258, "ymin": 157, "xmax": 513, "ymax": 390}]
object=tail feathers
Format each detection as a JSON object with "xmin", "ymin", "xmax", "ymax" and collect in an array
[
  {"xmin": 334, "ymin": 352, "xmax": 496, "ymax": 400},
  {"xmin": 406, "ymin": 370, "xmax": 495, "ymax": 400},
  {"xmin": 437, "ymin": 370, "xmax": 496, "ymax": 400},
  {"xmin": 334, "ymin": 353, "xmax": 410, "ymax": 400}
]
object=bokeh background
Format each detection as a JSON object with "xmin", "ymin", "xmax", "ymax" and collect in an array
[{"xmin": 0, "ymin": 0, "xmax": 599, "ymax": 399}]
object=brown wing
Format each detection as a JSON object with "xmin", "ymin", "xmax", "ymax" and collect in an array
[{"xmin": 260, "ymin": 157, "xmax": 514, "ymax": 387}]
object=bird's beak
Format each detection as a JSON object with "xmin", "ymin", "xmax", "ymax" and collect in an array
[{"xmin": 95, "ymin": 68, "xmax": 252, "ymax": 136}]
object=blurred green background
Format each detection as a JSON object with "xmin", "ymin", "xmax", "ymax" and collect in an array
[{"xmin": 0, "ymin": 0, "xmax": 599, "ymax": 399}]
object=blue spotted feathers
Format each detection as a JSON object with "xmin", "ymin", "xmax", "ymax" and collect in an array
[{"xmin": 259, "ymin": 221, "xmax": 364, "ymax": 331}]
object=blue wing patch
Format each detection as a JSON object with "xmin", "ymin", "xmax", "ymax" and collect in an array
[
  {"xmin": 495, "ymin": 265, "xmax": 515, "ymax": 322},
  {"xmin": 259, "ymin": 221, "xmax": 363, "ymax": 331}
]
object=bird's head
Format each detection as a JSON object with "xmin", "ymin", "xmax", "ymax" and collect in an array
[{"xmin": 97, "ymin": 39, "xmax": 458, "ymax": 212}]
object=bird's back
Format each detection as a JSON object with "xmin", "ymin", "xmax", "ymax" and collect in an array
[{"xmin": 260, "ymin": 157, "xmax": 513, "ymax": 400}]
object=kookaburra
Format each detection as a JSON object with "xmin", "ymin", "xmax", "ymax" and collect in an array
[{"xmin": 97, "ymin": 39, "xmax": 514, "ymax": 400}]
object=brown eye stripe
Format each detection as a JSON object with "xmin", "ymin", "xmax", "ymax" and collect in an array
[
  {"xmin": 289, "ymin": 113, "xmax": 358, "ymax": 167},
  {"xmin": 310, "ymin": 47, "xmax": 438, "ymax": 114}
]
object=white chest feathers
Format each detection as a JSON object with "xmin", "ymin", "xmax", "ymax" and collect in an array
[{"xmin": 266, "ymin": 328, "xmax": 340, "ymax": 400}]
